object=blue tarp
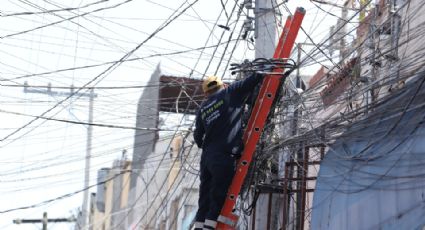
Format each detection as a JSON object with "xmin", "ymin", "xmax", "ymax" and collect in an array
[{"xmin": 311, "ymin": 76, "xmax": 425, "ymax": 230}]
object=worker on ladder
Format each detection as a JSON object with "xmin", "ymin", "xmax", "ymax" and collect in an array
[{"xmin": 193, "ymin": 73, "xmax": 263, "ymax": 230}]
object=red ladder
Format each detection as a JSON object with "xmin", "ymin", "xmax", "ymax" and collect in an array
[{"xmin": 216, "ymin": 7, "xmax": 305, "ymax": 230}]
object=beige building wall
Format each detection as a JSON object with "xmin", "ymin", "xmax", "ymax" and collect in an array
[
  {"xmin": 120, "ymin": 161, "xmax": 132, "ymax": 209},
  {"xmin": 169, "ymin": 134, "xmax": 182, "ymax": 190},
  {"xmin": 88, "ymin": 157, "xmax": 133, "ymax": 230},
  {"xmin": 89, "ymin": 193, "xmax": 105, "ymax": 230},
  {"xmin": 103, "ymin": 174, "xmax": 114, "ymax": 230},
  {"xmin": 88, "ymin": 176, "xmax": 113, "ymax": 230}
]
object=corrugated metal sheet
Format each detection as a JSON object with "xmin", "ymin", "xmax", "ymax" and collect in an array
[{"xmin": 311, "ymin": 75, "xmax": 425, "ymax": 230}]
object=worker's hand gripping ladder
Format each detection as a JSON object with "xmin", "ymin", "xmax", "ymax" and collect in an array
[{"xmin": 216, "ymin": 7, "xmax": 305, "ymax": 230}]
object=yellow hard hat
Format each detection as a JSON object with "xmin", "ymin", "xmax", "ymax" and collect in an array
[{"xmin": 202, "ymin": 76, "xmax": 223, "ymax": 93}]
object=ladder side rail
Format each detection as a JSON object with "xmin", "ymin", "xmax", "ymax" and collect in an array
[{"xmin": 243, "ymin": 16, "xmax": 292, "ymax": 143}]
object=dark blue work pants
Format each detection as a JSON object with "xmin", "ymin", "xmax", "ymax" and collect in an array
[{"xmin": 195, "ymin": 152, "xmax": 236, "ymax": 222}]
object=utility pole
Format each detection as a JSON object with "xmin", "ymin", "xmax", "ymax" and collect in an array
[
  {"xmin": 254, "ymin": 0, "xmax": 277, "ymax": 59},
  {"xmin": 253, "ymin": 0, "xmax": 277, "ymax": 229},
  {"xmin": 389, "ymin": 0, "xmax": 401, "ymax": 61},
  {"xmin": 337, "ymin": 1, "xmax": 349, "ymax": 61},
  {"xmin": 366, "ymin": 2, "xmax": 379, "ymax": 112},
  {"xmin": 294, "ymin": 43, "xmax": 303, "ymax": 230},
  {"xmin": 13, "ymin": 212, "xmax": 76, "ymax": 230},
  {"xmin": 296, "ymin": 43, "xmax": 302, "ymax": 88},
  {"xmin": 82, "ymin": 88, "xmax": 95, "ymax": 229},
  {"xmin": 23, "ymin": 82, "xmax": 97, "ymax": 229}
]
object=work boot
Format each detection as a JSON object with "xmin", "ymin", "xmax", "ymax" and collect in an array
[
  {"xmin": 203, "ymin": 219, "xmax": 217, "ymax": 230},
  {"xmin": 194, "ymin": 221, "xmax": 204, "ymax": 230}
]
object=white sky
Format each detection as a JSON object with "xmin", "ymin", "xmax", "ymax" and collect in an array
[{"xmin": 0, "ymin": 0, "xmax": 351, "ymax": 229}]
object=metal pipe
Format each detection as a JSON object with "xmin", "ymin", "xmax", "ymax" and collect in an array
[
  {"xmin": 267, "ymin": 193, "xmax": 272, "ymax": 229},
  {"xmin": 282, "ymin": 164, "xmax": 289, "ymax": 230},
  {"xmin": 299, "ymin": 146, "xmax": 310, "ymax": 230}
]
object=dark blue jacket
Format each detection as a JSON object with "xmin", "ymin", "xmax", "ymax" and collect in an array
[{"xmin": 194, "ymin": 73, "xmax": 263, "ymax": 154}]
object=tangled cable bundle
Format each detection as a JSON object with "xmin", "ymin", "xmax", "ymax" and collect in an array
[{"xmin": 229, "ymin": 58, "xmax": 297, "ymax": 76}]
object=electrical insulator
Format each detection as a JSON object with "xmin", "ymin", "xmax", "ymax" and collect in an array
[
  {"xmin": 243, "ymin": 18, "xmax": 253, "ymax": 31},
  {"xmin": 47, "ymin": 82, "xmax": 52, "ymax": 94},
  {"xmin": 244, "ymin": 0, "xmax": 252, "ymax": 9}
]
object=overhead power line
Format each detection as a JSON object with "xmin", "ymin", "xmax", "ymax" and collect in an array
[
  {"xmin": 0, "ymin": 108, "xmax": 191, "ymax": 132},
  {"xmin": 0, "ymin": 170, "xmax": 130, "ymax": 214},
  {"xmin": 3, "ymin": 0, "xmax": 107, "ymax": 17},
  {"xmin": 1, "ymin": 0, "xmax": 136, "ymax": 39},
  {"xmin": 0, "ymin": 41, "xmax": 236, "ymax": 82},
  {"xmin": 0, "ymin": 0, "xmax": 200, "ymax": 142}
]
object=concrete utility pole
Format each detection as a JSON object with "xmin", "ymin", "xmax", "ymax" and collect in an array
[
  {"xmin": 23, "ymin": 82, "xmax": 97, "ymax": 229},
  {"xmin": 253, "ymin": 0, "xmax": 278, "ymax": 229},
  {"xmin": 13, "ymin": 212, "xmax": 76, "ymax": 230},
  {"xmin": 82, "ymin": 89, "xmax": 95, "ymax": 229},
  {"xmin": 338, "ymin": 1, "xmax": 349, "ymax": 61},
  {"xmin": 294, "ymin": 43, "xmax": 303, "ymax": 230},
  {"xmin": 329, "ymin": 0, "xmax": 352, "ymax": 62},
  {"xmin": 254, "ymin": 0, "xmax": 277, "ymax": 59}
]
